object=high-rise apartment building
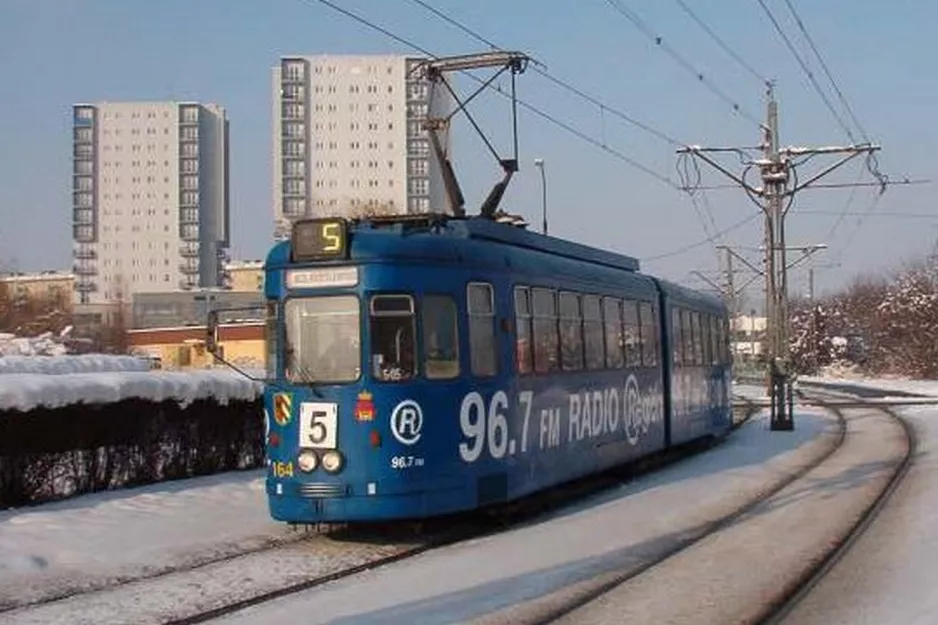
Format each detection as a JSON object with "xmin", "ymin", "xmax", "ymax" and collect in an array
[
  {"xmin": 72, "ymin": 101, "xmax": 229, "ymax": 305},
  {"xmin": 271, "ymin": 54, "xmax": 453, "ymax": 237}
]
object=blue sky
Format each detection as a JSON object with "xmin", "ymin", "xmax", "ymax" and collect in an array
[{"xmin": 0, "ymin": 0, "xmax": 934, "ymax": 304}]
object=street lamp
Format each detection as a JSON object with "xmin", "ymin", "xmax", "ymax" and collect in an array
[{"xmin": 534, "ymin": 158, "xmax": 547, "ymax": 235}]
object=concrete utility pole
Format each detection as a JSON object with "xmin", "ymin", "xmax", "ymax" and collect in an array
[{"xmin": 678, "ymin": 84, "xmax": 881, "ymax": 431}]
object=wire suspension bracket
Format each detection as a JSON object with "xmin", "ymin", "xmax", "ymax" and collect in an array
[{"xmin": 677, "ymin": 84, "xmax": 890, "ymax": 431}]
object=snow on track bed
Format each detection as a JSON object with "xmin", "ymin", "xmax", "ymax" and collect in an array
[
  {"xmin": 0, "ymin": 402, "xmax": 764, "ymax": 624},
  {"xmin": 521, "ymin": 392, "xmax": 916, "ymax": 625},
  {"xmin": 1, "ymin": 536, "xmax": 418, "ymax": 625},
  {"xmin": 184, "ymin": 408, "xmax": 841, "ymax": 624}
]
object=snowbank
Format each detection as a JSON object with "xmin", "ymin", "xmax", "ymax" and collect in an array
[
  {"xmin": 0, "ymin": 354, "xmax": 152, "ymax": 375},
  {"xmin": 0, "ymin": 331, "xmax": 69, "ymax": 357},
  {"xmin": 0, "ymin": 369, "xmax": 263, "ymax": 412},
  {"xmin": 802, "ymin": 375, "xmax": 938, "ymax": 398}
]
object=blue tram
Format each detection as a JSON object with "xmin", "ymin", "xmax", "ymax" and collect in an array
[{"xmin": 259, "ymin": 214, "xmax": 732, "ymax": 523}]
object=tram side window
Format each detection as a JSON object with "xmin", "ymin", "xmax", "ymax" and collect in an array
[
  {"xmin": 672, "ymin": 307, "xmax": 683, "ymax": 366},
  {"xmin": 692, "ymin": 312, "xmax": 704, "ymax": 366},
  {"xmin": 623, "ymin": 299, "xmax": 641, "ymax": 367},
  {"xmin": 603, "ymin": 297, "xmax": 624, "ymax": 369},
  {"xmin": 682, "ymin": 309, "xmax": 694, "ymax": 366},
  {"xmin": 639, "ymin": 301, "xmax": 659, "ymax": 367},
  {"xmin": 514, "ymin": 287, "xmax": 534, "ymax": 374},
  {"xmin": 532, "ymin": 288, "xmax": 559, "ymax": 373},
  {"xmin": 583, "ymin": 295, "xmax": 604, "ymax": 370},
  {"xmin": 559, "ymin": 292, "xmax": 584, "ymax": 371},
  {"xmin": 710, "ymin": 315, "xmax": 720, "ymax": 365},
  {"xmin": 370, "ymin": 294, "xmax": 416, "ymax": 382},
  {"xmin": 719, "ymin": 318, "xmax": 729, "ymax": 364},
  {"xmin": 701, "ymin": 314, "xmax": 712, "ymax": 366},
  {"xmin": 265, "ymin": 300, "xmax": 278, "ymax": 379},
  {"xmin": 422, "ymin": 295, "xmax": 459, "ymax": 379},
  {"xmin": 468, "ymin": 282, "xmax": 497, "ymax": 377}
]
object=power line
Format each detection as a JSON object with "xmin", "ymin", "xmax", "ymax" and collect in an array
[
  {"xmin": 405, "ymin": 0, "xmax": 500, "ymax": 50},
  {"xmin": 309, "ymin": 0, "xmax": 683, "ymax": 191},
  {"xmin": 828, "ymin": 190, "xmax": 886, "ymax": 266},
  {"xmin": 672, "ymin": 0, "xmax": 769, "ymax": 86},
  {"xmin": 781, "ymin": 0, "xmax": 870, "ymax": 142},
  {"xmin": 404, "ymin": 0, "xmax": 683, "ymax": 146},
  {"xmin": 403, "ymin": 0, "xmax": 724, "ymax": 242},
  {"xmin": 602, "ymin": 0, "xmax": 762, "ymax": 126},
  {"xmin": 514, "ymin": 98, "xmax": 682, "ymax": 190},
  {"xmin": 310, "ymin": 0, "xmax": 434, "ymax": 57},
  {"xmin": 755, "ymin": 0, "xmax": 856, "ymax": 143},
  {"xmin": 802, "ymin": 209, "xmax": 938, "ymax": 220},
  {"xmin": 643, "ymin": 212, "xmax": 761, "ymax": 261}
]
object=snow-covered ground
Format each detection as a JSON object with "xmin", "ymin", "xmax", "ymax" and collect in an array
[
  {"xmin": 2, "ymin": 376, "xmax": 937, "ymax": 625},
  {"xmin": 774, "ymin": 389, "xmax": 938, "ymax": 624},
  {"xmin": 0, "ymin": 470, "xmax": 282, "ymax": 608},
  {"xmin": 801, "ymin": 375, "xmax": 938, "ymax": 398},
  {"xmin": 0, "ymin": 382, "xmax": 837, "ymax": 623}
]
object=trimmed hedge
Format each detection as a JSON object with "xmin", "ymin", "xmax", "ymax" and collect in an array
[{"xmin": 0, "ymin": 397, "xmax": 264, "ymax": 509}]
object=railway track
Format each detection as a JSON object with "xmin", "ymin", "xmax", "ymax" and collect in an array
[
  {"xmin": 756, "ymin": 387, "xmax": 918, "ymax": 625},
  {"xmin": 3, "ymin": 400, "xmax": 761, "ymax": 625},
  {"xmin": 521, "ymin": 385, "xmax": 920, "ymax": 625}
]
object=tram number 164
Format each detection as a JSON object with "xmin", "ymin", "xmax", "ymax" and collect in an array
[{"xmin": 458, "ymin": 390, "xmax": 533, "ymax": 463}]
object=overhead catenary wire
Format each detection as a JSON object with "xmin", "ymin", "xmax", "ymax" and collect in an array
[
  {"xmin": 602, "ymin": 0, "xmax": 763, "ymax": 127},
  {"xmin": 404, "ymin": 0, "xmax": 723, "ymax": 250},
  {"xmin": 311, "ymin": 0, "xmax": 756, "ymax": 265},
  {"xmin": 755, "ymin": 0, "xmax": 857, "ymax": 144},
  {"xmin": 309, "ymin": 0, "xmax": 684, "ymax": 192},
  {"xmin": 643, "ymin": 212, "xmax": 761, "ymax": 262},
  {"xmin": 404, "ymin": 0, "xmax": 683, "ymax": 147},
  {"xmin": 781, "ymin": 0, "xmax": 870, "ymax": 143},
  {"xmin": 672, "ymin": 0, "xmax": 770, "ymax": 86}
]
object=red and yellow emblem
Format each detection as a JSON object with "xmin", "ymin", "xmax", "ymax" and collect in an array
[
  {"xmin": 355, "ymin": 390, "xmax": 375, "ymax": 421},
  {"xmin": 273, "ymin": 393, "xmax": 293, "ymax": 426}
]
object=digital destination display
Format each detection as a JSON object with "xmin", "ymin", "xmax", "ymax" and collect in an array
[{"xmin": 292, "ymin": 218, "xmax": 348, "ymax": 261}]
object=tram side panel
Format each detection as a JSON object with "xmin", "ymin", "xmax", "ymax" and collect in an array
[{"xmin": 658, "ymin": 284, "xmax": 733, "ymax": 447}]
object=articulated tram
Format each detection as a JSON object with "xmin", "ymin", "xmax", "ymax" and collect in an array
[{"xmin": 257, "ymin": 213, "xmax": 731, "ymax": 523}]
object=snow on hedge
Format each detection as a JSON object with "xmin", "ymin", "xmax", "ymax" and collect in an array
[
  {"xmin": 0, "ymin": 332, "xmax": 69, "ymax": 357},
  {"xmin": 0, "ymin": 369, "xmax": 263, "ymax": 412},
  {"xmin": 0, "ymin": 354, "xmax": 152, "ymax": 375}
]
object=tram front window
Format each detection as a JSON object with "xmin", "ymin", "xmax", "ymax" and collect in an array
[{"xmin": 284, "ymin": 296, "xmax": 360, "ymax": 383}]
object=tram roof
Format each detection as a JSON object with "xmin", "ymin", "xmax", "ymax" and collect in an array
[{"xmin": 267, "ymin": 214, "xmax": 641, "ymax": 273}]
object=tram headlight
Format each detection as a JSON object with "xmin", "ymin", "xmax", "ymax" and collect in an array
[
  {"xmin": 321, "ymin": 450, "xmax": 345, "ymax": 474},
  {"xmin": 297, "ymin": 449, "xmax": 319, "ymax": 473}
]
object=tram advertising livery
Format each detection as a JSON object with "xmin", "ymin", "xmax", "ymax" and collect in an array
[{"xmin": 256, "ymin": 213, "xmax": 732, "ymax": 523}]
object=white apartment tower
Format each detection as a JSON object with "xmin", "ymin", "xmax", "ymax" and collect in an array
[
  {"xmin": 72, "ymin": 101, "xmax": 229, "ymax": 305},
  {"xmin": 272, "ymin": 54, "xmax": 453, "ymax": 237}
]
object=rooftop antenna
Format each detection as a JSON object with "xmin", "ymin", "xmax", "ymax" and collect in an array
[{"xmin": 413, "ymin": 51, "xmax": 530, "ymax": 219}]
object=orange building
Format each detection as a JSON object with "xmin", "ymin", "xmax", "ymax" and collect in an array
[{"xmin": 127, "ymin": 323, "xmax": 265, "ymax": 370}]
